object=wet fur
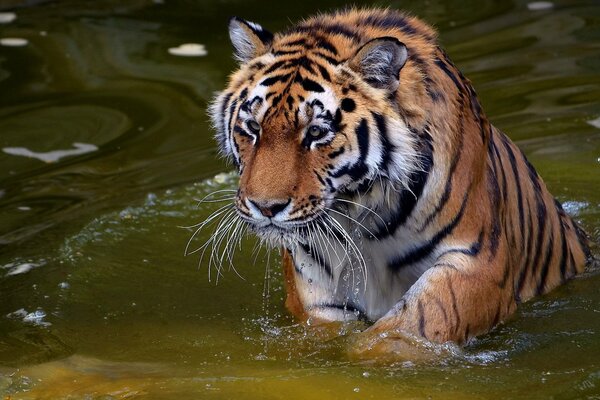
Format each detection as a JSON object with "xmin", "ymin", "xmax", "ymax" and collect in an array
[{"xmin": 209, "ymin": 8, "xmax": 592, "ymax": 350}]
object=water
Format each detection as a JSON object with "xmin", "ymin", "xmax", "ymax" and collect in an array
[{"xmin": 1, "ymin": 0, "xmax": 599, "ymax": 398}]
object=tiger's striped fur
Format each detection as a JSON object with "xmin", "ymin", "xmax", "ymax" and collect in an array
[{"xmin": 208, "ymin": 8, "xmax": 592, "ymax": 348}]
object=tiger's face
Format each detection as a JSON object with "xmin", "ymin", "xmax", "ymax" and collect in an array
[{"xmin": 209, "ymin": 17, "xmax": 421, "ymax": 246}]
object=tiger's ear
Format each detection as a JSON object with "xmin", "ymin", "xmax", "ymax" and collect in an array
[
  {"xmin": 228, "ymin": 17, "xmax": 274, "ymax": 63},
  {"xmin": 348, "ymin": 37, "xmax": 408, "ymax": 91}
]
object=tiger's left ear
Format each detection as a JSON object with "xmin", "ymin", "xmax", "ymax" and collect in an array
[
  {"xmin": 228, "ymin": 17, "xmax": 274, "ymax": 63},
  {"xmin": 349, "ymin": 37, "xmax": 408, "ymax": 91}
]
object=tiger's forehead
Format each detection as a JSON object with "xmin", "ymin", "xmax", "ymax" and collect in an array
[{"xmin": 242, "ymin": 60, "xmax": 340, "ymax": 127}]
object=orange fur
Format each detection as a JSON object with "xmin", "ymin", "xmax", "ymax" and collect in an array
[{"xmin": 211, "ymin": 8, "xmax": 593, "ymax": 354}]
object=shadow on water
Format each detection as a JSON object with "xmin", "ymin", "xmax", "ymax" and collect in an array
[{"xmin": 0, "ymin": 0, "xmax": 599, "ymax": 398}]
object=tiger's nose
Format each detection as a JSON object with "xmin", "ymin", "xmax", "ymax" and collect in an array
[{"xmin": 247, "ymin": 198, "xmax": 291, "ymax": 218}]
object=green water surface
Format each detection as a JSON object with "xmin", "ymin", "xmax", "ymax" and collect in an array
[{"xmin": 0, "ymin": 0, "xmax": 599, "ymax": 399}]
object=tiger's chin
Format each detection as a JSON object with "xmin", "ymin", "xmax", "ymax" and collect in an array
[{"xmin": 248, "ymin": 222, "xmax": 308, "ymax": 249}]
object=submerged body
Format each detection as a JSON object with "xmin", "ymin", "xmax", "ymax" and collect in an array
[{"xmin": 209, "ymin": 9, "xmax": 591, "ymax": 347}]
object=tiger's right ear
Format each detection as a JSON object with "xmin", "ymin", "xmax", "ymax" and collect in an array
[{"xmin": 228, "ymin": 17, "xmax": 273, "ymax": 63}]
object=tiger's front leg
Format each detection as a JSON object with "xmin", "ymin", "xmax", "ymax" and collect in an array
[{"xmin": 351, "ymin": 254, "xmax": 518, "ymax": 359}]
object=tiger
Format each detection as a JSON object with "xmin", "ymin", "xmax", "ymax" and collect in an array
[{"xmin": 207, "ymin": 8, "xmax": 593, "ymax": 355}]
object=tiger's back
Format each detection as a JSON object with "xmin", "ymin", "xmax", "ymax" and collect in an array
[{"xmin": 210, "ymin": 8, "xmax": 592, "ymax": 347}]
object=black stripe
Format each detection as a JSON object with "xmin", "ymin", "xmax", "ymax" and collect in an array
[
  {"xmin": 419, "ymin": 96, "xmax": 465, "ymax": 231},
  {"xmin": 490, "ymin": 133, "xmax": 508, "ymax": 203},
  {"xmin": 568, "ymin": 249, "xmax": 576, "ymax": 277},
  {"xmin": 271, "ymin": 94, "xmax": 282, "ymax": 108},
  {"xmin": 498, "ymin": 259, "xmax": 511, "ymax": 290},
  {"xmin": 469, "ymin": 90, "xmax": 487, "ymax": 142},
  {"xmin": 438, "ymin": 230, "xmax": 484, "ymax": 258},
  {"xmin": 388, "ymin": 191, "xmax": 469, "ymax": 272},
  {"xmin": 286, "ymin": 95, "xmax": 294, "ymax": 109},
  {"xmin": 372, "ymin": 130, "xmax": 433, "ymax": 239},
  {"xmin": 217, "ymin": 92, "xmax": 233, "ymax": 148},
  {"xmin": 516, "ymin": 168, "xmax": 547, "ymax": 300},
  {"xmin": 328, "ymin": 146, "xmax": 345, "ymax": 159},
  {"xmin": 447, "ymin": 274, "xmax": 461, "ymax": 335},
  {"xmin": 314, "ymin": 169, "xmax": 326, "ymax": 186},
  {"xmin": 553, "ymin": 199, "xmax": 571, "ymax": 282},
  {"xmin": 314, "ymin": 36, "xmax": 339, "ymax": 55},
  {"xmin": 487, "ymin": 164, "xmax": 502, "ymax": 259},
  {"xmin": 260, "ymin": 74, "xmax": 290, "ymax": 86},
  {"xmin": 301, "ymin": 78, "xmax": 325, "ymax": 93},
  {"xmin": 248, "ymin": 61, "xmax": 265, "ymax": 70},
  {"xmin": 359, "ymin": 13, "xmax": 435, "ymax": 42},
  {"xmin": 361, "ymin": 13, "xmax": 417, "ymax": 34},
  {"xmin": 238, "ymin": 87, "xmax": 248, "ymax": 101},
  {"xmin": 316, "ymin": 64, "xmax": 331, "ymax": 81},
  {"xmin": 219, "ymin": 92, "xmax": 232, "ymax": 120},
  {"xmin": 264, "ymin": 60, "xmax": 289, "ymax": 74},
  {"xmin": 558, "ymin": 221, "xmax": 568, "ymax": 282},
  {"xmin": 418, "ymin": 300, "xmax": 426, "ymax": 338},
  {"xmin": 333, "ymin": 108, "xmax": 344, "ymax": 132},
  {"xmin": 372, "ymin": 113, "xmax": 393, "ymax": 172},
  {"xmin": 514, "ymin": 191, "xmax": 534, "ymax": 301},
  {"xmin": 536, "ymin": 231, "xmax": 555, "ymax": 295},
  {"xmin": 501, "ymin": 137, "xmax": 525, "ymax": 246},
  {"xmin": 313, "ymin": 52, "xmax": 340, "ymax": 65},
  {"xmin": 273, "ymin": 49, "xmax": 302, "ymax": 56},
  {"xmin": 293, "ymin": 23, "xmax": 360, "ymax": 41},
  {"xmin": 434, "ymin": 57, "xmax": 463, "ymax": 92},
  {"xmin": 329, "ymin": 118, "xmax": 370, "ymax": 180},
  {"xmin": 282, "ymin": 38, "xmax": 306, "ymax": 47},
  {"xmin": 226, "ymin": 99, "xmax": 238, "ymax": 138},
  {"xmin": 233, "ymin": 126, "xmax": 256, "ymax": 141},
  {"xmin": 434, "ymin": 298, "xmax": 450, "ymax": 326},
  {"xmin": 294, "ymin": 56, "xmax": 315, "ymax": 74}
]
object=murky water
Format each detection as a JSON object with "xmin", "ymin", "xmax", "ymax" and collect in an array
[{"xmin": 1, "ymin": 0, "xmax": 599, "ymax": 398}]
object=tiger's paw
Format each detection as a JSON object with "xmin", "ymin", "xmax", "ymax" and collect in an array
[{"xmin": 348, "ymin": 327, "xmax": 455, "ymax": 363}]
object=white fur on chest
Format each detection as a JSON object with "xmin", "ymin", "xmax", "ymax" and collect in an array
[{"xmin": 290, "ymin": 212, "xmax": 439, "ymax": 322}]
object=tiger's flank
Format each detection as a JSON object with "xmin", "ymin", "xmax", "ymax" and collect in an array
[{"xmin": 207, "ymin": 8, "xmax": 593, "ymax": 352}]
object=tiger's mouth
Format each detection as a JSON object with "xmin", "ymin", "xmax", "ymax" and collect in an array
[
  {"xmin": 238, "ymin": 207, "xmax": 328, "ymax": 248},
  {"xmin": 246, "ymin": 220, "xmax": 309, "ymax": 247}
]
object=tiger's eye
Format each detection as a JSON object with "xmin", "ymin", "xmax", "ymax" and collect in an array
[
  {"xmin": 247, "ymin": 120, "xmax": 260, "ymax": 133},
  {"xmin": 308, "ymin": 126, "xmax": 324, "ymax": 137}
]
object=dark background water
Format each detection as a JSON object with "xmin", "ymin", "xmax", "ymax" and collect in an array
[{"xmin": 0, "ymin": 0, "xmax": 599, "ymax": 398}]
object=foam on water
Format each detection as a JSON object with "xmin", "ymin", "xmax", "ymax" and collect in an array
[
  {"xmin": 3, "ymin": 142, "xmax": 98, "ymax": 163},
  {"xmin": 168, "ymin": 43, "xmax": 208, "ymax": 57},
  {"xmin": 0, "ymin": 12, "xmax": 17, "ymax": 24},
  {"xmin": 0, "ymin": 37, "xmax": 28, "ymax": 47},
  {"xmin": 7, "ymin": 308, "xmax": 51, "ymax": 327}
]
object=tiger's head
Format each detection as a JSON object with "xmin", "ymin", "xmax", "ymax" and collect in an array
[{"xmin": 209, "ymin": 17, "xmax": 423, "ymax": 246}]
